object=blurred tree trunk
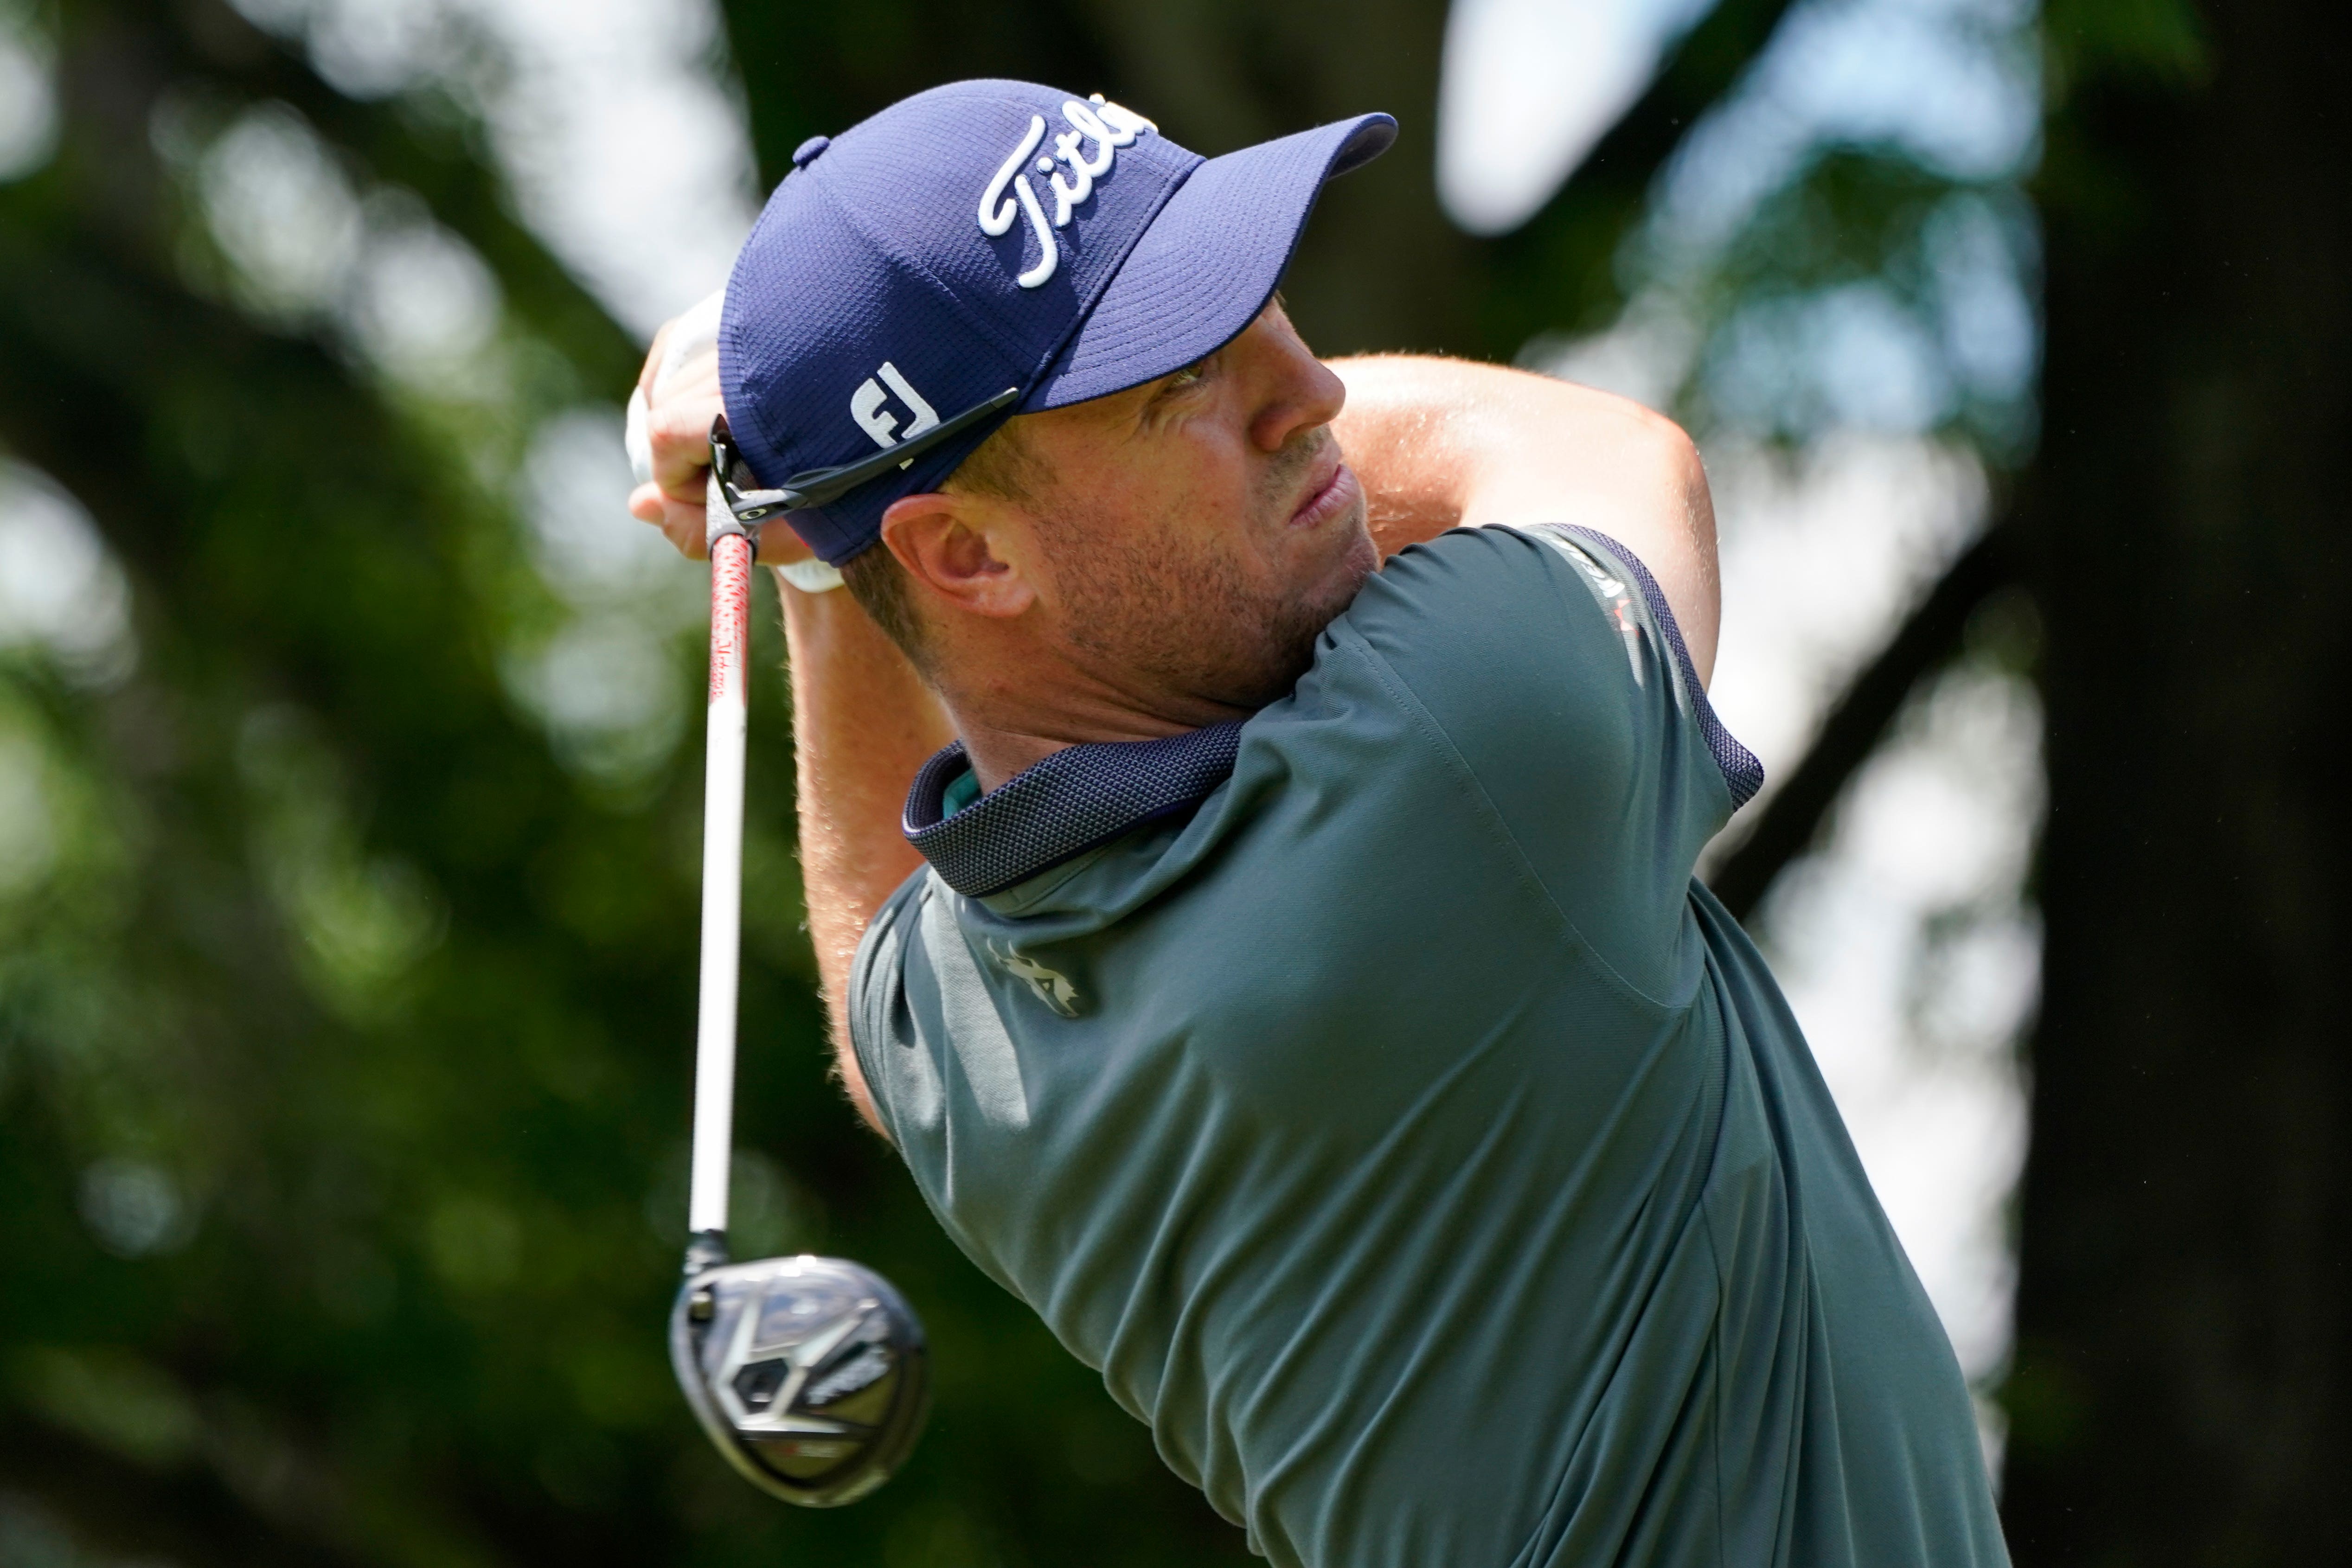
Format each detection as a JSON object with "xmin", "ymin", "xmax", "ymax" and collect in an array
[{"xmin": 2003, "ymin": 0, "xmax": 2352, "ymax": 1558}]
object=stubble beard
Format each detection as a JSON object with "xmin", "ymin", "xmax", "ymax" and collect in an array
[{"xmin": 1041, "ymin": 435, "xmax": 1377, "ymax": 715}]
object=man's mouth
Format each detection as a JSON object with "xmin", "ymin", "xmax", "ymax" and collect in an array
[{"xmin": 1288, "ymin": 459, "xmax": 1358, "ymax": 530}]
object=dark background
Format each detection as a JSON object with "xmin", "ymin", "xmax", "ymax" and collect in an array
[{"xmin": 0, "ymin": 0, "xmax": 2344, "ymax": 1562}]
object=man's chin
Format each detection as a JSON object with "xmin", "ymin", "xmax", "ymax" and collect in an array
[
  {"xmin": 1322, "ymin": 512, "xmax": 1380, "ymax": 608},
  {"xmin": 1230, "ymin": 530, "xmax": 1379, "ymax": 709}
]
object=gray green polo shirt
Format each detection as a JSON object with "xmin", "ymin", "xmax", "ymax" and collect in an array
[{"xmin": 850, "ymin": 525, "xmax": 2007, "ymax": 1568}]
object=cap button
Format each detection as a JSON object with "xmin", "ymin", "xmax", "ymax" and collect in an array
[{"xmin": 791, "ymin": 135, "xmax": 831, "ymax": 168}]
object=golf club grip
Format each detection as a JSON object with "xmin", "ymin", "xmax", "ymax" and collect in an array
[{"xmin": 690, "ymin": 525, "xmax": 754, "ymax": 1238}]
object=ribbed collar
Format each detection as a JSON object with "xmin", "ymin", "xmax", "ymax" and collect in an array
[{"xmin": 903, "ymin": 723, "xmax": 1246, "ymax": 898}]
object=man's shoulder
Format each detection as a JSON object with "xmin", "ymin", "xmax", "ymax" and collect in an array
[
  {"xmin": 1336, "ymin": 522, "xmax": 1658, "ymax": 652},
  {"xmin": 847, "ymin": 864, "xmax": 945, "ymax": 1137},
  {"xmin": 1307, "ymin": 524, "xmax": 1649, "ymax": 772},
  {"xmin": 1329, "ymin": 523, "xmax": 1628, "ymax": 679},
  {"xmin": 1324, "ymin": 523, "xmax": 1760, "ymax": 813}
]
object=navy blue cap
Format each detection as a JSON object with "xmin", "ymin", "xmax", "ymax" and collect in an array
[{"xmin": 717, "ymin": 80, "xmax": 1395, "ymax": 565}]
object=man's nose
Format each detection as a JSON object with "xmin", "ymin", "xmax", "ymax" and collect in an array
[{"xmin": 1241, "ymin": 311, "xmax": 1347, "ymax": 453}]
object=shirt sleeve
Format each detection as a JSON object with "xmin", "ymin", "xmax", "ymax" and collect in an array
[
  {"xmin": 848, "ymin": 869, "xmax": 939, "ymax": 1153},
  {"xmin": 1326, "ymin": 523, "xmax": 1761, "ymax": 1005}
]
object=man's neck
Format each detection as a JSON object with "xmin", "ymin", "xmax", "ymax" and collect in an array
[
  {"xmin": 947, "ymin": 691, "xmax": 1254, "ymax": 793},
  {"xmin": 956, "ymin": 726, "xmax": 1076, "ymax": 794},
  {"xmin": 930, "ymin": 621, "xmax": 1269, "ymax": 792}
]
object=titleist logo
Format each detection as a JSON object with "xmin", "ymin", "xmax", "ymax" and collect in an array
[{"xmin": 977, "ymin": 95, "xmax": 1155, "ymax": 289}]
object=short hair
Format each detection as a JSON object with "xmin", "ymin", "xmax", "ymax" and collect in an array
[
  {"xmin": 837, "ymin": 416, "xmax": 1046, "ymax": 675},
  {"xmin": 839, "ymin": 546, "xmax": 929, "ymax": 670}
]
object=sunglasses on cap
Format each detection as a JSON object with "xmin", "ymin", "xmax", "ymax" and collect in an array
[{"xmin": 708, "ymin": 385, "xmax": 1020, "ymax": 531}]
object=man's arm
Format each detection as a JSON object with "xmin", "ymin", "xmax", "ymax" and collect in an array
[
  {"xmin": 1329, "ymin": 356, "xmax": 1721, "ymax": 685},
  {"xmin": 779, "ymin": 581, "xmax": 954, "ymax": 1136}
]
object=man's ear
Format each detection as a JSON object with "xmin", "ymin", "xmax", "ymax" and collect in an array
[{"xmin": 878, "ymin": 492, "xmax": 1038, "ymax": 621}]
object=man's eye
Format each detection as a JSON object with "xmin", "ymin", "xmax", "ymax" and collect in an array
[{"xmin": 1143, "ymin": 358, "xmax": 1213, "ymax": 418}]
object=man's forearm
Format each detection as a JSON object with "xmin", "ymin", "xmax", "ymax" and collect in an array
[
  {"xmin": 1330, "ymin": 355, "xmax": 1721, "ymax": 683},
  {"xmin": 779, "ymin": 576, "xmax": 953, "ymax": 1132}
]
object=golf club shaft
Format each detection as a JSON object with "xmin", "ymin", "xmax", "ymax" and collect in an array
[{"xmin": 690, "ymin": 517, "xmax": 754, "ymax": 1242}]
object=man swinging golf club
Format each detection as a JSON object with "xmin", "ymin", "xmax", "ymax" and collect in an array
[{"xmin": 630, "ymin": 78, "xmax": 2008, "ymax": 1568}]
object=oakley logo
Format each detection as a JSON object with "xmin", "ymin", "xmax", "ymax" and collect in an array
[
  {"xmin": 977, "ymin": 95, "xmax": 1155, "ymax": 290},
  {"xmin": 850, "ymin": 362, "xmax": 939, "ymax": 469}
]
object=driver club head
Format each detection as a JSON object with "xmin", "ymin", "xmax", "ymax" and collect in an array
[{"xmin": 669, "ymin": 1249, "xmax": 930, "ymax": 1507}]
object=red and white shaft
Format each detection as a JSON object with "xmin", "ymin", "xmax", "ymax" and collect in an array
[{"xmin": 689, "ymin": 513, "xmax": 754, "ymax": 1242}]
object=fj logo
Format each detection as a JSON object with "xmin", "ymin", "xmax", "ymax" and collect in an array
[
  {"xmin": 850, "ymin": 363, "xmax": 939, "ymax": 467},
  {"xmin": 977, "ymin": 95, "xmax": 1155, "ymax": 290}
]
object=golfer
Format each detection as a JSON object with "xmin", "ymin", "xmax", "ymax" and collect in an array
[{"xmin": 630, "ymin": 79, "xmax": 2007, "ymax": 1568}]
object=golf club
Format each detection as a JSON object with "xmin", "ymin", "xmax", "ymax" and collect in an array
[{"xmin": 628, "ymin": 304, "xmax": 931, "ymax": 1507}]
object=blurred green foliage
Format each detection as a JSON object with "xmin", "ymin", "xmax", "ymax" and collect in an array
[{"xmin": 0, "ymin": 0, "xmax": 2041, "ymax": 1561}]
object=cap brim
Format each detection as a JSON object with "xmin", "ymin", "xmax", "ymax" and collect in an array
[{"xmin": 1028, "ymin": 113, "xmax": 1396, "ymax": 410}]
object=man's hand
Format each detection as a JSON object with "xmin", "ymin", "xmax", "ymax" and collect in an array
[{"xmin": 626, "ymin": 294, "xmax": 804, "ymax": 565}]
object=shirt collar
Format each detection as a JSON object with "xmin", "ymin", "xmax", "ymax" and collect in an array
[{"xmin": 903, "ymin": 723, "xmax": 1245, "ymax": 898}]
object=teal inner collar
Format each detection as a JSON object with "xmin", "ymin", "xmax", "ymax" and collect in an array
[{"xmin": 941, "ymin": 768, "xmax": 982, "ymax": 818}]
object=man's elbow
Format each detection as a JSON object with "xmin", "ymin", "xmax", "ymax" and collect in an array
[
  {"xmin": 1613, "ymin": 404, "xmax": 1721, "ymax": 680},
  {"xmin": 1662, "ymin": 423, "xmax": 1721, "ymax": 684},
  {"xmin": 1625, "ymin": 404, "xmax": 1710, "ymax": 520},
  {"xmin": 1567, "ymin": 386, "xmax": 1712, "ymax": 526}
]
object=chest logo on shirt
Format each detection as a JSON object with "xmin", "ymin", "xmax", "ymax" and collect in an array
[{"xmin": 986, "ymin": 939, "xmax": 1082, "ymax": 1018}]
